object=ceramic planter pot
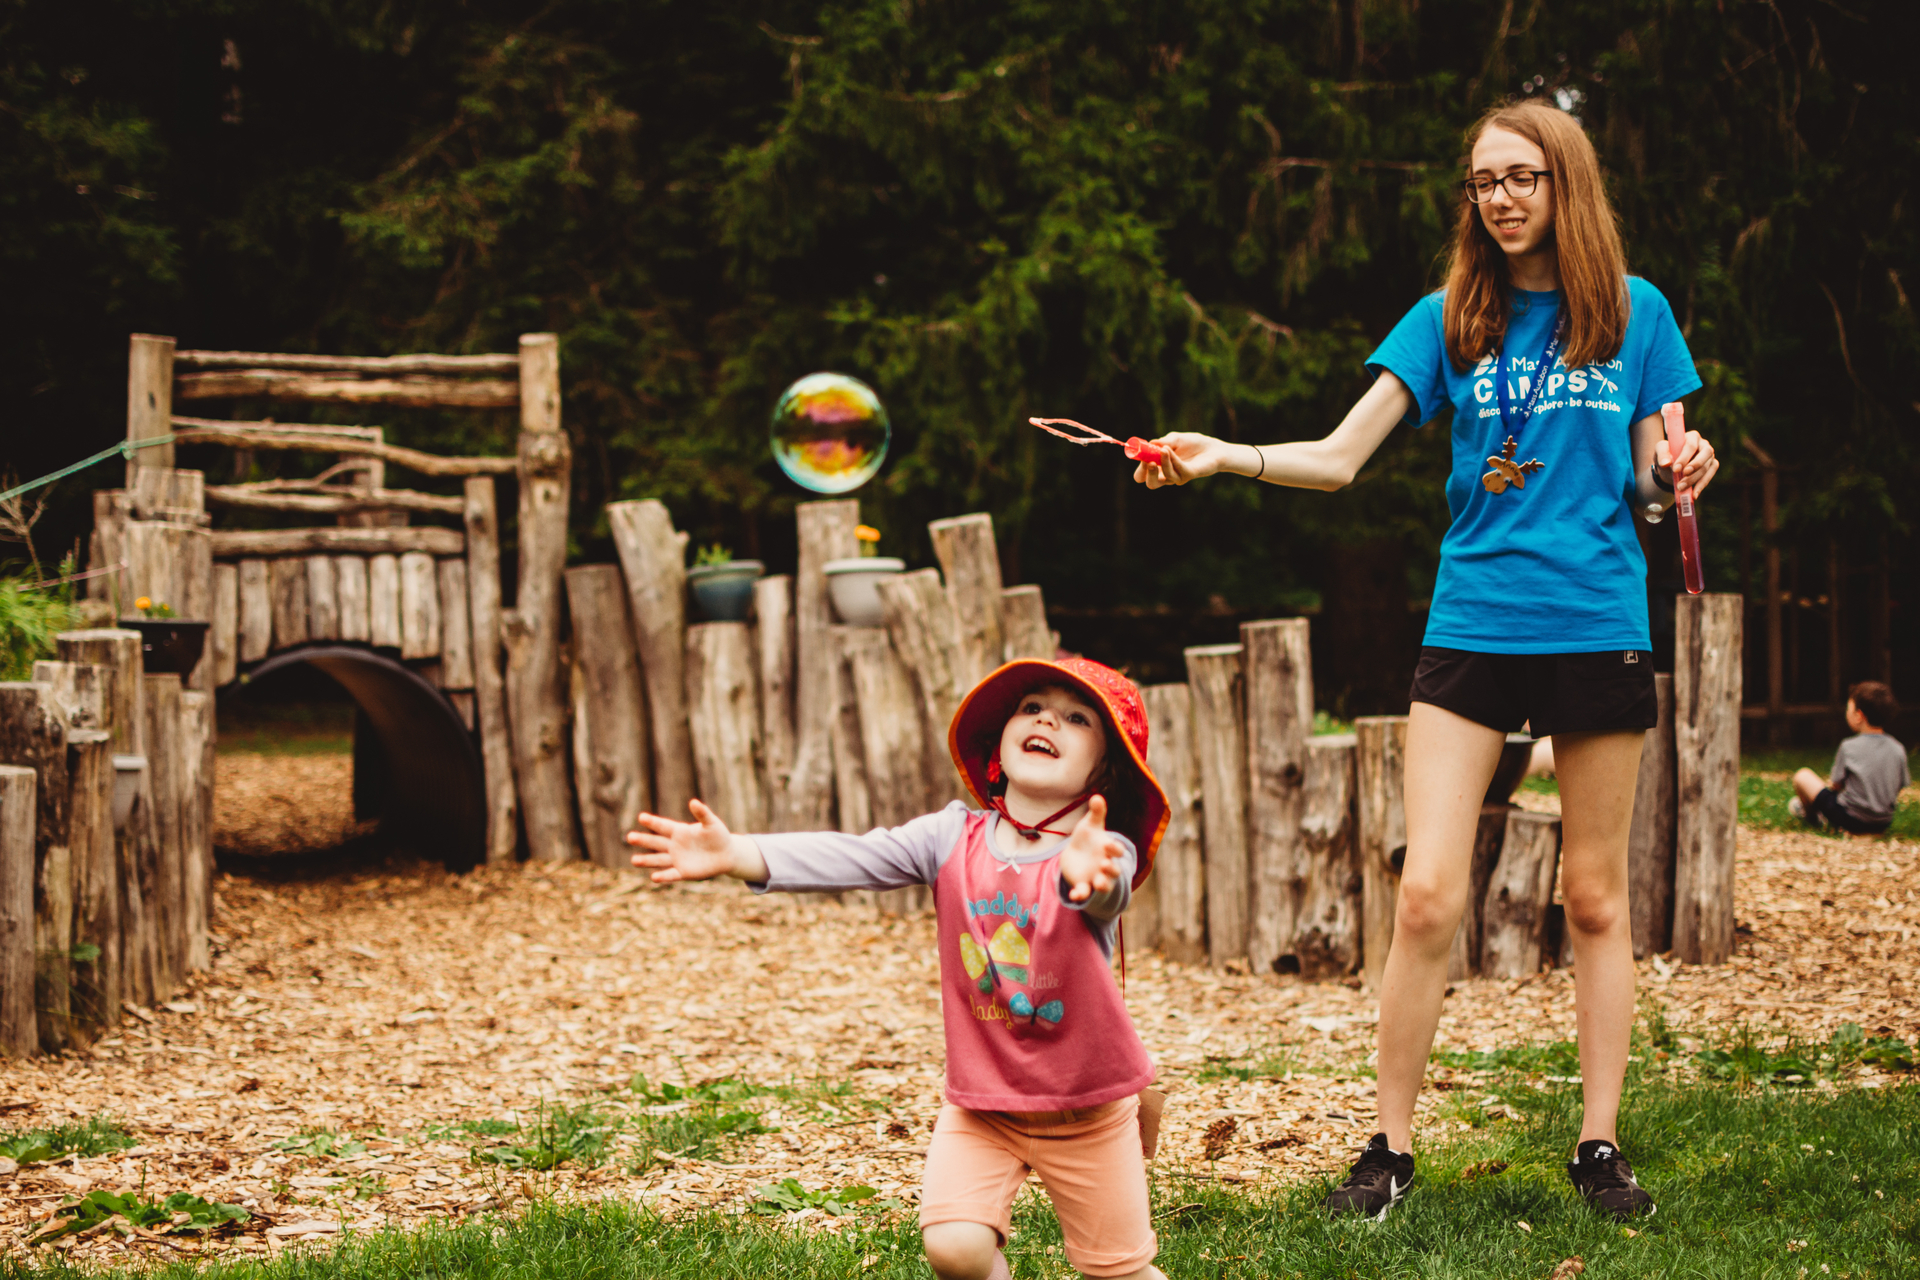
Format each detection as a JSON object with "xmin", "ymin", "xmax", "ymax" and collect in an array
[
  {"xmin": 687, "ymin": 560, "xmax": 765, "ymax": 622},
  {"xmin": 823, "ymin": 557, "xmax": 905, "ymax": 627},
  {"xmin": 119, "ymin": 619, "xmax": 209, "ymax": 676}
]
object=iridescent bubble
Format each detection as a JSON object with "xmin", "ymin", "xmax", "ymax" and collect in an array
[{"xmin": 769, "ymin": 372, "xmax": 891, "ymax": 494}]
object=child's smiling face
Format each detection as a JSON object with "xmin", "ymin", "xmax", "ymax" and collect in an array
[{"xmin": 997, "ymin": 684, "xmax": 1110, "ymax": 804}]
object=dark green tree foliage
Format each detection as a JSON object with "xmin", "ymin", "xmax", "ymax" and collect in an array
[{"xmin": 3, "ymin": 1, "xmax": 1913, "ymax": 705}]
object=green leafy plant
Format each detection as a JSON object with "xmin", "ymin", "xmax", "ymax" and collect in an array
[
  {"xmin": 29, "ymin": 1189, "xmax": 248, "ymax": 1243},
  {"xmin": 0, "ymin": 575, "xmax": 75, "ymax": 681},
  {"xmin": 425, "ymin": 1117, "xmax": 519, "ymax": 1140},
  {"xmin": 692, "ymin": 544, "xmax": 735, "ymax": 568},
  {"xmin": 272, "ymin": 1129, "xmax": 367, "ymax": 1159},
  {"xmin": 470, "ymin": 1102, "xmax": 619, "ymax": 1171},
  {"xmin": 0, "ymin": 1116, "xmax": 135, "ymax": 1164},
  {"xmin": 750, "ymin": 1177, "xmax": 878, "ymax": 1217}
]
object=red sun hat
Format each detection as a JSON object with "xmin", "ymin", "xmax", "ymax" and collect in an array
[{"xmin": 948, "ymin": 657, "xmax": 1170, "ymax": 888}]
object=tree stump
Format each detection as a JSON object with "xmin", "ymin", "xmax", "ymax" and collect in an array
[
  {"xmin": 1447, "ymin": 805, "xmax": 1513, "ymax": 981},
  {"xmin": 369, "ymin": 554, "xmax": 402, "ymax": 649},
  {"xmin": 566, "ymin": 565, "xmax": 652, "ymax": 869},
  {"xmin": 685, "ymin": 623, "xmax": 768, "ymax": 834},
  {"xmin": 752, "ymin": 576, "xmax": 797, "ymax": 831},
  {"xmin": 139, "ymin": 674, "xmax": 185, "ymax": 996},
  {"xmin": 237, "ymin": 559, "xmax": 271, "ymax": 663},
  {"xmin": 1, "ymin": 683, "xmax": 74, "ymax": 1051},
  {"xmin": 1000, "ymin": 585, "xmax": 1053, "ymax": 660},
  {"xmin": 462, "ymin": 477, "xmax": 518, "ymax": 864},
  {"xmin": 54, "ymin": 632, "xmax": 141, "ymax": 756},
  {"xmin": 180, "ymin": 691, "xmax": 213, "ymax": 973},
  {"xmin": 876, "ymin": 569, "xmax": 967, "ymax": 805},
  {"xmin": 1185, "ymin": 644, "xmax": 1248, "ymax": 969},
  {"xmin": 212, "ymin": 564, "xmax": 239, "ymax": 686},
  {"xmin": 1673, "ymin": 594, "xmax": 1742, "ymax": 965},
  {"xmin": 1141, "ymin": 683, "xmax": 1205, "ymax": 963},
  {"xmin": 1480, "ymin": 809, "xmax": 1562, "ymax": 979},
  {"xmin": 1355, "ymin": 715, "xmax": 1408, "ymax": 989},
  {"xmin": 608, "ymin": 500, "xmax": 696, "ymax": 823},
  {"xmin": 1293, "ymin": 734, "xmax": 1362, "ymax": 978},
  {"xmin": 0, "ymin": 765, "xmax": 37, "ymax": 1056},
  {"xmin": 827, "ymin": 625, "xmax": 873, "ymax": 836},
  {"xmin": 790, "ymin": 502, "xmax": 861, "ymax": 831},
  {"xmin": 1242, "ymin": 618, "xmax": 1313, "ymax": 976},
  {"xmin": 1627, "ymin": 672, "xmax": 1677, "ymax": 959},
  {"xmin": 929, "ymin": 514, "xmax": 1005, "ymax": 682},
  {"xmin": 67, "ymin": 729, "xmax": 118, "ymax": 1039},
  {"xmin": 89, "ymin": 490, "xmax": 132, "ymax": 617}
]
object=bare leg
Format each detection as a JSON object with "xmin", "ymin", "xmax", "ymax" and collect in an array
[
  {"xmin": 1792, "ymin": 767, "xmax": 1826, "ymax": 807},
  {"xmin": 922, "ymin": 1223, "xmax": 1001, "ymax": 1280},
  {"xmin": 1373, "ymin": 701, "xmax": 1507, "ymax": 1150},
  {"xmin": 1553, "ymin": 729, "xmax": 1645, "ymax": 1146}
]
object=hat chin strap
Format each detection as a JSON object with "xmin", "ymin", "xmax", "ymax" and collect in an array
[{"xmin": 989, "ymin": 791, "xmax": 1092, "ymax": 842}]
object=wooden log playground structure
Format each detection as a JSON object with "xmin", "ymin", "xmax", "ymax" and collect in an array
[{"xmin": 0, "ymin": 333, "xmax": 1747, "ymax": 1055}]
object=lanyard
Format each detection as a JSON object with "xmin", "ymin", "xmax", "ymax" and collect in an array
[{"xmin": 1494, "ymin": 312, "xmax": 1566, "ymax": 438}]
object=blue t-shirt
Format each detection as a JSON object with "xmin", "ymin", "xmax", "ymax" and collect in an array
[{"xmin": 1366, "ymin": 277, "xmax": 1702, "ymax": 653}]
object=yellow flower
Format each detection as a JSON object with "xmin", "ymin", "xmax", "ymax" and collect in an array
[
  {"xmin": 135, "ymin": 597, "xmax": 152, "ymax": 611},
  {"xmin": 854, "ymin": 524, "xmax": 881, "ymax": 542}
]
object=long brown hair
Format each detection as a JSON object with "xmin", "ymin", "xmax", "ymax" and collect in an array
[{"xmin": 1442, "ymin": 99, "xmax": 1629, "ymax": 372}]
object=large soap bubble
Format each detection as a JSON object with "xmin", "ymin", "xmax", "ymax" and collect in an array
[{"xmin": 769, "ymin": 372, "xmax": 891, "ymax": 494}]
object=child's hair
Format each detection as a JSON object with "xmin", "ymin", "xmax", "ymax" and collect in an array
[
  {"xmin": 1849, "ymin": 681, "xmax": 1898, "ymax": 729},
  {"xmin": 1442, "ymin": 99, "xmax": 1630, "ymax": 372}
]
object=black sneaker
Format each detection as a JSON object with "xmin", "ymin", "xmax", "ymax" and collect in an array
[
  {"xmin": 1325, "ymin": 1133, "xmax": 1415, "ymax": 1219},
  {"xmin": 1567, "ymin": 1139, "xmax": 1656, "ymax": 1219}
]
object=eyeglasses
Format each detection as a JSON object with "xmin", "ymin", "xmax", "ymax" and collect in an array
[{"xmin": 1462, "ymin": 170, "xmax": 1552, "ymax": 203}]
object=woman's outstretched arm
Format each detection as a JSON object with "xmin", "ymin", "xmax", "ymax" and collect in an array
[{"xmin": 1135, "ymin": 370, "xmax": 1414, "ymax": 492}]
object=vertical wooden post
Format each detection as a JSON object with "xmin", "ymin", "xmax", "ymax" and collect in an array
[
  {"xmin": 66, "ymin": 729, "xmax": 117, "ymax": 1037},
  {"xmin": 1142, "ymin": 684, "xmax": 1205, "ymax": 965},
  {"xmin": 752, "ymin": 576, "xmax": 797, "ymax": 830},
  {"xmin": 1000, "ymin": 585, "xmax": 1053, "ymax": 660},
  {"xmin": 1185, "ymin": 644, "xmax": 1248, "ymax": 969},
  {"xmin": 684, "ymin": 623, "xmax": 768, "ymax": 832},
  {"xmin": 306, "ymin": 556, "xmax": 340, "ymax": 642},
  {"xmin": 1673, "ymin": 593, "xmax": 1743, "ymax": 965},
  {"xmin": 183, "ymin": 524, "xmax": 213, "ymax": 693},
  {"xmin": 55, "ymin": 632, "xmax": 141, "ymax": 756},
  {"xmin": 438, "ymin": 560, "xmax": 474, "ymax": 689},
  {"xmin": 88, "ymin": 491, "xmax": 132, "ymax": 617},
  {"xmin": 1355, "ymin": 715, "xmax": 1408, "ymax": 989},
  {"xmin": 608, "ymin": 500, "xmax": 695, "ymax": 822},
  {"xmin": 1447, "ymin": 807, "xmax": 1512, "ymax": 980},
  {"xmin": 336, "ymin": 557, "xmax": 371, "ymax": 644},
  {"xmin": 828, "ymin": 626, "xmax": 873, "ymax": 835},
  {"xmin": 1242, "ymin": 618, "xmax": 1313, "ymax": 976},
  {"xmin": 508, "ymin": 331, "xmax": 580, "ymax": 863},
  {"xmin": 876, "ymin": 569, "xmax": 967, "ymax": 805},
  {"xmin": 1627, "ymin": 673, "xmax": 1677, "ymax": 959},
  {"xmin": 269, "ymin": 557, "xmax": 309, "ymax": 650},
  {"xmin": 237, "ymin": 559, "xmax": 271, "ymax": 663},
  {"xmin": 565, "ymin": 565, "xmax": 652, "ymax": 869},
  {"xmin": 398, "ymin": 551, "xmax": 443, "ymax": 660},
  {"xmin": 842, "ymin": 627, "xmax": 930, "ymax": 828},
  {"xmin": 125, "ymin": 334, "xmax": 175, "ymax": 483},
  {"xmin": 1294, "ymin": 734, "xmax": 1362, "ymax": 978},
  {"xmin": 1, "ymin": 682, "xmax": 73, "ymax": 1051},
  {"xmin": 792, "ymin": 502, "xmax": 862, "ymax": 830},
  {"xmin": 463, "ymin": 479, "xmax": 518, "ymax": 864},
  {"xmin": 1479, "ymin": 810, "xmax": 1562, "ymax": 979},
  {"xmin": 140, "ymin": 674, "xmax": 184, "ymax": 995},
  {"xmin": 179, "ymin": 691, "xmax": 212, "ymax": 973},
  {"xmin": 211, "ymin": 564, "xmax": 238, "ymax": 687},
  {"xmin": 369, "ymin": 554, "xmax": 401, "ymax": 648},
  {"xmin": 0, "ymin": 766, "xmax": 36, "ymax": 1056},
  {"xmin": 929, "ymin": 514, "xmax": 1005, "ymax": 680}
]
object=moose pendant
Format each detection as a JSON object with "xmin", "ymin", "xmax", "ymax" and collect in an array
[{"xmin": 1481, "ymin": 436, "xmax": 1545, "ymax": 494}]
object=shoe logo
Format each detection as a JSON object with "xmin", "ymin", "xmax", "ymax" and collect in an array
[
  {"xmin": 1623, "ymin": 652, "xmax": 1639, "ymax": 664},
  {"xmin": 1389, "ymin": 1175, "xmax": 1405, "ymax": 1200}
]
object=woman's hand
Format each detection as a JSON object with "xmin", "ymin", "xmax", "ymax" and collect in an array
[
  {"xmin": 1057, "ymin": 795, "xmax": 1127, "ymax": 902},
  {"xmin": 1655, "ymin": 429, "xmax": 1719, "ymax": 498},
  {"xmin": 1133, "ymin": 433, "xmax": 1240, "ymax": 489},
  {"xmin": 626, "ymin": 799, "xmax": 766, "ymax": 883}
]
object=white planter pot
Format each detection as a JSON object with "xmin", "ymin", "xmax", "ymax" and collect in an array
[
  {"xmin": 112, "ymin": 755, "xmax": 147, "ymax": 832},
  {"xmin": 823, "ymin": 557, "xmax": 906, "ymax": 627}
]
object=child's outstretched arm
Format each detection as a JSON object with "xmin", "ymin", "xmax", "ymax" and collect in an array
[
  {"xmin": 1057, "ymin": 795, "xmax": 1135, "ymax": 921},
  {"xmin": 627, "ymin": 800, "xmax": 768, "ymax": 884}
]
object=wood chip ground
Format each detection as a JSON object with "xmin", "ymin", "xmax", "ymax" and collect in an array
[{"xmin": 3, "ymin": 752, "xmax": 1915, "ymax": 1264}]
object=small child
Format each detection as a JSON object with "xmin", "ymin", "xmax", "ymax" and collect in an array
[
  {"xmin": 628, "ymin": 657, "xmax": 1170, "ymax": 1280},
  {"xmin": 1790, "ymin": 681, "xmax": 1910, "ymax": 836}
]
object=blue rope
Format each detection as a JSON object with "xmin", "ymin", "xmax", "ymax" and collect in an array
[{"xmin": 0, "ymin": 435, "xmax": 177, "ymax": 505}]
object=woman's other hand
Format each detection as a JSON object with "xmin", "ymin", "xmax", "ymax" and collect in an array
[
  {"xmin": 627, "ymin": 799, "xmax": 766, "ymax": 883},
  {"xmin": 1654, "ymin": 429, "xmax": 1719, "ymax": 499}
]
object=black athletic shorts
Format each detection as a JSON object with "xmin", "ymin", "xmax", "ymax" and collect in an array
[
  {"xmin": 1810, "ymin": 787, "xmax": 1891, "ymax": 836},
  {"xmin": 1408, "ymin": 647, "xmax": 1658, "ymax": 738}
]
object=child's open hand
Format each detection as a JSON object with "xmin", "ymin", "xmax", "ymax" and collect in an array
[
  {"xmin": 1058, "ymin": 794, "xmax": 1128, "ymax": 903},
  {"xmin": 626, "ymin": 799, "xmax": 765, "ymax": 883}
]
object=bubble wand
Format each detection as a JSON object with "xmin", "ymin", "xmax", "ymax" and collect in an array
[
  {"xmin": 1028, "ymin": 417, "xmax": 1168, "ymax": 468},
  {"xmin": 1660, "ymin": 401, "xmax": 1705, "ymax": 595}
]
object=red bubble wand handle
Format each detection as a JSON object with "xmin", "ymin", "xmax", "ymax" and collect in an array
[
  {"xmin": 1028, "ymin": 417, "xmax": 1167, "ymax": 468},
  {"xmin": 1661, "ymin": 402, "xmax": 1705, "ymax": 596}
]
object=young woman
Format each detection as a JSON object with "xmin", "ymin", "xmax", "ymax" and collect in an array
[{"xmin": 1138, "ymin": 98, "xmax": 1718, "ymax": 1220}]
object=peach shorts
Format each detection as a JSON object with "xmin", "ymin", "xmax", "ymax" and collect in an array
[{"xmin": 918, "ymin": 1095, "xmax": 1156, "ymax": 1278}]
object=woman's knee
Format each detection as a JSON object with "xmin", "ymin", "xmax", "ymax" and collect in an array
[
  {"xmin": 921, "ymin": 1222, "xmax": 1000, "ymax": 1280},
  {"xmin": 1562, "ymin": 880, "xmax": 1626, "ymax": 936},
  {"xmin": 1393, "ymin": 876, "xmax": 1467, "ymax": 945}
]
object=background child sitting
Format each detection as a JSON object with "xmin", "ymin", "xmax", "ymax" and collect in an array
[{"xmin": 1790, "ymin": 681, "xmax": 1909, "ymax": 836}]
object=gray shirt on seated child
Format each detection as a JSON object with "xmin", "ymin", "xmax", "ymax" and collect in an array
[{"xmin": 1831, "ymin": 732, "xmax": 1911, "ymax": 825}]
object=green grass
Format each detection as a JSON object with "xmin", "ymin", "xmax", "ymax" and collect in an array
[
  {"xmin": 0, "ymin": 1116, "xmax": 136, "ymax": 1163},
  {"xmin": 8, "ymin": 1078, "xmax": 1916, "ymax": 1278},
  {"xmin": 213, "ymin": 702, "xmax": 355, "ymax": 757}
]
